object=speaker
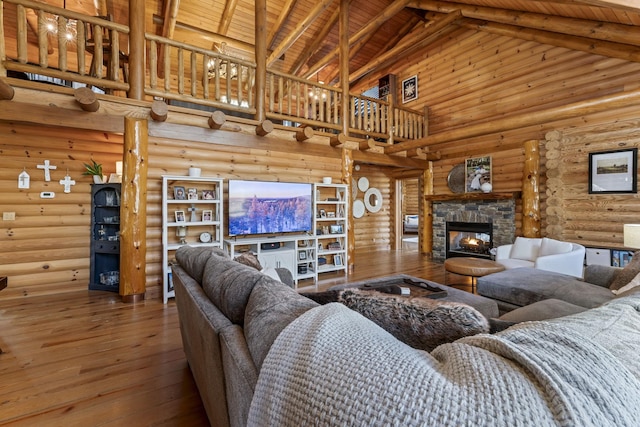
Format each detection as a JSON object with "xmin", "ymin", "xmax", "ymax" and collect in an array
[
  {"xmin": 260, "ymin": 242, "xmax": 281, "ymax": 250},
  {"xmin": 298, "ymin": 265, "xmax": 307, "ymax": 274}
]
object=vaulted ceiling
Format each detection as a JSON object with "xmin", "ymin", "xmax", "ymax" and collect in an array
[{"xmin": 43, "ymin": 0, "xmax": 640, "ymax": 91}]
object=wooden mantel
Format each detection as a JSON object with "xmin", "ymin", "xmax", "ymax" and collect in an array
[{"xmin": 425, "ymin": 192, "xmax": 521, "ymax": 201}]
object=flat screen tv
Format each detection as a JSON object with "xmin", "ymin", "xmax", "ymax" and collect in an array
[{"xmin": 228, "ymin": 180, "xmax": 313, "ymax": 237}]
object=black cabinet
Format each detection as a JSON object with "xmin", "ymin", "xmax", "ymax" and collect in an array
[{"xmin": 90, "ymin": 184, "xmax": 121, "ymax": 292}]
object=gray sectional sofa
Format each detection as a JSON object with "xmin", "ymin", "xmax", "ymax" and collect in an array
[{"xmin": 172, "ymin": 245, "xmax": 640, "ymax": 427}]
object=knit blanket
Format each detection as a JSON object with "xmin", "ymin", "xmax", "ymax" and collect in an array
[{"xmin": 248, "ymin": 296, "xmax": 640, "ymax": 426}]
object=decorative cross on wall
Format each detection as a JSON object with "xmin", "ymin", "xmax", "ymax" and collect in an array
[
  {"xmin": 18, "ymin": 169, "xmax": 30, "ymax": 189},
  {"xmin": 188, "ymin": 204, "xmax": 198, "ymax": 222},
  {"xmin": 59, "ymin": 174, "xmax": 76, "ymax": 193},
  {"xmin": 37, "ymin": 160, "xmax": 57, "ymax": 182}
]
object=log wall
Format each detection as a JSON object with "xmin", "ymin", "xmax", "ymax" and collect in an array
[{"xmin": 0, "ymin": 121, "xmax": 123, "ymax": 299}]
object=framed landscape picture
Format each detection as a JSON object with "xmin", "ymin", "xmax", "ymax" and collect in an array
[
  {"xmin": 589, "ymin": 148, "xmax": 637, "ymax": 194},
  {"xmin": 465, "ymin": 156, "xmax": 492, "ymax": 193}
]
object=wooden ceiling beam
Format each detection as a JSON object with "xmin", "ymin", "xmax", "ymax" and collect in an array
[
  {"xmin": 218, "ymin": 0, "xmax": 239, "ymax": 35},
  {"xmin": 462, "ymin": 18, "xmax": 640, "ymax": 63},
  {"xmin": 266, "ymin": 0, "xmax": 298, "ymax": 49},
  {"xmin": 302, "ymin": 0, "xmax": 414, "ymax": 79},
  {"xmin": 570, "ymin": 0, "xmax": 640, "ymax": 13},
  {"xmin": 409, "ymin": 0, "xmax": 640, "ymax": 47},
  {"xmin": 289, "ymin": 6, "xmax": 340, "ymax": 76},
  {"xmin": 385, "ymin": 86, "xmax": 640, "ymax": 154},
  {"xmin": 267, "ymin": 0, "xmax": 334, "ymax": 67},
  {"xmin": 349, "ymin": 11, "xmax": 463, "ymax": 84}
]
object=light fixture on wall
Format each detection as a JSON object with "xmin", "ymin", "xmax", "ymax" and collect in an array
[{"xmin": 624, "ymin": 224, "xmax": 640, "ymax": 249}]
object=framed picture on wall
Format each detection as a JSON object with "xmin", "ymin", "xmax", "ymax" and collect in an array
[
  {"xmin": 588, "ymin": 148, "xmax": 637, "ymax": 194},
  {"xmin": 401, "ymin": 75, "xmax": 418, "ymax": 103},
  {"xmin": 465, "ymin": 156, "xmax": 492, "ymax": 193}
]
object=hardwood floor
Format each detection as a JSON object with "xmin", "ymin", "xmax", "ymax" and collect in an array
[{"xmin": 0, "ymin": 247, "xmax": 470, "ymax": 426}]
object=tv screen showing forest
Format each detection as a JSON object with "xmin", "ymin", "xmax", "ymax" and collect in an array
[{"xmin": 228, "ymin": 180, "xmax": 313, "ymax": 236}]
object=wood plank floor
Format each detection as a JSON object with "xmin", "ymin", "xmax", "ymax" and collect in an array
[{"xmin": 0, "ymin": 246, "xmax": 471, "ymax": 426}]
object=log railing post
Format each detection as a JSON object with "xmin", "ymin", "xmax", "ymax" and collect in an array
[{"xmin": 120, "ymin": 116, "xmax": 148, "ymax": 302}]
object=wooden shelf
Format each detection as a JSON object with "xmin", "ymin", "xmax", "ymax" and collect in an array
[{"xmin": 425, "ymin": 192, "xmax": 521, "ymax": 201}]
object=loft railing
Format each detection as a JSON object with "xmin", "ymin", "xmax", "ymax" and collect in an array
[{"xmin": 0, "ymin": 0, "xmax": 425, "ymax": 142}]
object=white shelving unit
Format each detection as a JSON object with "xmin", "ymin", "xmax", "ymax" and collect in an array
[
  {"xmin": 314, "ymin": 183, "xmax": 348, "ymax": 275},
  {"xmin": 162, "ymin": 175, "xmax": 224, "ymax": 303}
]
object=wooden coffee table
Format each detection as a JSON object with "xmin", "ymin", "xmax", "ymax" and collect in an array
[{"xmin": 444, "ymin": 257, "xmax": 505, "ymax": 292}]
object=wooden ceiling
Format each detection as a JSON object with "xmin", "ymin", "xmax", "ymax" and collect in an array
[{"xmin": 48, "ymin": 0, "xmax": 640, "ymax": 90}]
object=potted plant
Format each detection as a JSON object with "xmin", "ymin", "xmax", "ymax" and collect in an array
[{"xmin": 83, "ymin": 159, "xmax": 104, "ymax": 183}]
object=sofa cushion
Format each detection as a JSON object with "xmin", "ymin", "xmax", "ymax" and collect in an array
[
  {"xmin": 509, "ymin": 237, "xmax": 541, "ymax": 261},
  {"xmin": 244, "ymin": 280, "xmax": 318, "ymax": 370},
  {"xmin": 338, "ymin": 289, "xmax": 489, "ymax": 352},
  {"xmin": 608, "ymin": 251, "xmax": 640, "ymax": 291},
  {"xmin": 477, "ymin": 267, "xmax": 614, "ymax": 308},
  {"xmin": 499, "ymin": 299, "xmax": 587, "ymax": 323},
  {"xmin": 202, "ymin": 253, "xmax": 267, "ymax": 325},
  {"xmin": 175, "ymin": 245, "xmax": 228, "ymax": 283},
  {"xmin": 496, "ymin": 258, "xmax": 534, "ymax": 270},
  {"xmin": 538, "ymin": 237, "xmax": 573, "ymax": 257}
]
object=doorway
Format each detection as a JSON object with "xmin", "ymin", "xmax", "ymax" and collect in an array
[{"xmin": 398, "ymin": 177, "xmax": 420, "ymax": 251}]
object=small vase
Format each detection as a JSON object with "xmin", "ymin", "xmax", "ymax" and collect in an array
[{"xmin": 93, "ymin": 175, "xmax": 103, "ymax": 184}]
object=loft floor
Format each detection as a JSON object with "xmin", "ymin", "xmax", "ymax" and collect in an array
[{"xmin": 0, "ymin": 248, "xmax": 471, "ymax": 425}]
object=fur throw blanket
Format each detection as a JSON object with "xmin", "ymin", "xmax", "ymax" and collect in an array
[{"xmin": 335, "ymin": 289, "xmax": 489, "ymax": 351}]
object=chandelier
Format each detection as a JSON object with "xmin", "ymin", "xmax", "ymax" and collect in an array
[
  {"xmin": 44, "ymin": 0, "xmax": 77, "ymax": 43},
  {"xmin": 207, "ymin": 42, "xmax": 239, "ymax": 80}
]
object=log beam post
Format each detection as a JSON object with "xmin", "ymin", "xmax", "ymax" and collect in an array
[
  {"xmin": 342, "ymin": 147, "xmax": 355, "ymax": 272},
  {"xmin": 256, "ymin": 119, "xmax": 273, "ymax": 136},
  {"xmin": 421, "ymin": 165, "xmax": 433, "ymax": 255},
  {"xmin": 120, "ymin": 116, "xmax": 148, "ymax": 302},
  {"xmin": 150, "ymin": 100, "xmax": 168, "ymax": 122},
  {"xmin": 330, "ymin": 133, "xmax": 346, "ymax": 147},
  {"xmin": 0, "ymin": 79, "xmax": 15, "ymax": 100},
  {"xmin": 208, "ymin": 110, "xmax": 226, "ymax": 129},
  {"xmin": 74, "ymin": 87, "xmax": 100, "ymax": 112},
  {"xmin": 295, "ymin": 126, "xmax": 314, "ymax": 141},
  {"xmin": 254, "ymin": 0, "xmax": 267, "ymax": 122},
  {"xmin": 128, "ymin": 0, "xmax": 145, "ymax": 100},
  {"xmin": 522, "ymin": 139, "xmax": 541, "ymax": 237}
]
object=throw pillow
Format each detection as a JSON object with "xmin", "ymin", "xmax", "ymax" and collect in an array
[
  {"xmin": 538, "ymin": 237, "xmax": 573, "ymax": 257},
  {"xmin": 611, "ymin": 271, "xmax": 640, "ymax": 295},
  {"xmin": 338, "ymin": 289, "xmax": 489, "ymax": 352},
  {"xmin": 509, "ymin": 237, "xmax": 542, "ymax": 261},
  {"xmin": 234, "ymin": 251, "xmax": 262, "ymax": 270},
  {"xmin": 609, "ymin": 251, "xmax": 640, "ymax": 291}
]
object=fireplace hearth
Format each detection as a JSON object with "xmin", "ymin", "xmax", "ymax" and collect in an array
[{"xmin": 446, "ymin": 221, "xmax": 493, "ymax": 259}]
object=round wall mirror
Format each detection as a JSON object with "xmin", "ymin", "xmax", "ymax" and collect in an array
[
  {"xmin": 364, "ymin": 188, "xmax": 382, "ymax": 213},
  {"xmin": 353, "ymin": 199, "xmax": 365, "ymax": 218}
]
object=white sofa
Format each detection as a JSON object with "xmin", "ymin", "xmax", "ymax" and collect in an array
[{"xmin": 496, "ymin": 237, "xmax": 586, "ymax": 278}]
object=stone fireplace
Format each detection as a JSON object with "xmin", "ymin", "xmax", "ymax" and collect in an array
[{"xmin": 432, "ymin": 197, "xmax": 516, "ymax": 261}]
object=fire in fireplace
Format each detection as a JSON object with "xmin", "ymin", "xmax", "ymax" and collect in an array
[{"xmin": 446, "ymin": 221, "xmax": 493, "ymax": 259}]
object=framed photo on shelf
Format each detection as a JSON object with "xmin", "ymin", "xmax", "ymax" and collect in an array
[
  {"xmin": 465, "ymin": 156, "xmax": 492, "ymax": 193},
  {"xmin": 299, "ymin": 251, "xmax": 307, "ymax": 260},
  {"xmin": 327, "ymin": 211, "xmax": 336, "ymax": 218},
  {"xmin": 334, "ymin": 255, "xmax": 343, "ymax": 266},
  {"xmin": 202, "ymin": 190, "xmax": 215, "ymax": 200},
  {"xmin": 175, "ymin": 210, "xmax": 186, "ymax": 222},
  {"xmin": 329, "ymin": 224, "xmax": 343, "ymax": 234},
  {"xmin": 588, "ymin": 148, "xmax": 637, "ymax": 194},
  {"xmin": 319, "ymin": 209, "xmax": 327, "ymax": 218},
  {"xmin": 187, "ymin": 188, "xmax": 198, "ymax": 200},
  {"xmin": 174, "ymin": 186, "xmax": 186, "ymax": 200},
  {"xmin": 202, "ymin": 210, "xmax": 213, "ymax": 222}
]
